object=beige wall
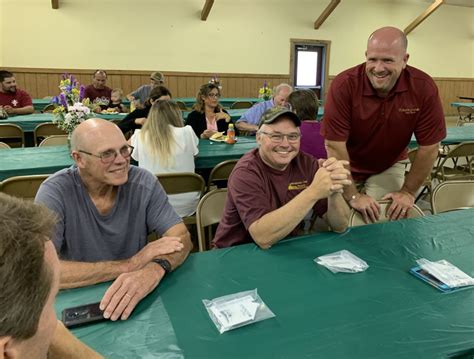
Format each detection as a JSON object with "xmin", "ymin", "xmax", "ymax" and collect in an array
[{"xmin": 0, "ymin": 0, "xmax": 473, "ymax": 77}]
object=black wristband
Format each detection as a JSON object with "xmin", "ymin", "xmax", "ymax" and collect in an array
[{"xmin": 152, "ymin": 259, "xmax": 171, "ymax": 274}]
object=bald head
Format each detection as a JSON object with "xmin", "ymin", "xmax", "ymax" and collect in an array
[
  {"xmin": 71, "ymin": 118, "xmax": 124, "ymax": 152},
  {"xmin": 368, "ymin": 27, "xmax": 407, "ymax": 52}
]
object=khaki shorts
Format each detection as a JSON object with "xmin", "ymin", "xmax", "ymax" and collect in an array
[{"xmin": 355, "ymin": 161, "xmax": 407, "ymax": 200}]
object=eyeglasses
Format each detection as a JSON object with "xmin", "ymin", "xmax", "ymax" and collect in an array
[
  {"xmin": 258, "ymin": 131, "xmax": 301, "ymax": 143},
  {"xmin": 207, "ymin": 93, "xmax": 221, "ymax": 99},
  {"xmin": 78, "ymin": 145, "xmax": 134, "ymax": 164}
]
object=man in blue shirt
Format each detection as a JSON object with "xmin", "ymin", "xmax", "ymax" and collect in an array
[{"xmin": 236, "ymin": 83, "xmax": 292, "ymax": 134}]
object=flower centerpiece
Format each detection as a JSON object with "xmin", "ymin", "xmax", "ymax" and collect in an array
[
  {"xmin": 209, "ymin": 74, "xmax": 222, "ymax": 90},
  {"xmin": 258, "ymin": 81, "xmax": 272, "ymax": 101},
  {"xmin": 52, "ymin": 74, "xmax": 93, "ymax": 147}
]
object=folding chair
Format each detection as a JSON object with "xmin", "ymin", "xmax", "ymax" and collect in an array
[
  {"xmin": 176, "ymin": 101, "xmax": 187, "ymax": 111},
  {"xmin": 41, "ymin": 104, "xmax": 56, "ymax": 113},
  {"xmin": 230, "ymin": 101, "xmax": 253, "ymax": 109},
  {"xmin": 0, "ymin": 124, "xmax": 24, "ymax": 148},
  {"xmin": 0, "ymin": 174, "xmax": 50, "ymax": 200},
  {"xmin": 34, "ymin": 122, "xmax": 67, "ymax": 146},
  {"xmin": 349, "ymin": 200, "xmax": 424, "ymax": 227},
  {"xmin": 407, "ymin": 148, "xmax": 433, "ymax": 203},
  {"xmin": 432, "ymin": 142, "xmax": 474, "ymax": 182},
  {"xmin": 456, "ymin": 105, "xmax": 474, "ymax": 127},
  {"xmin": 39, "ymin": 135, "xmax": 69, "ymax": 147},
  {"xmin": 156, "ymin": 172, "xmax": 206, "ymax": 225},
  {"xmin": 207, "ymin": 159, "xmax": 238, "ymax": 191},
  {"xmin": 431, "ymin": 180, "xmax": 474, "ymax": 214},
  {"xmin": 0, "ymin": 141, "xmax": 11, "ymax": 149},
  {"xmin": 196, "ymin": 189, "xmax": 227, "ymax": 252}
]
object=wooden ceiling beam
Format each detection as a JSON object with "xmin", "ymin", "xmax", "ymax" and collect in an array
[
  {"xmin": 314, "ymin": 0, "xmax": 341, "ymax": 30},
  {"xmin": 51, "ymin": 0, "xmax": 59, "ymax": 9},
  {"xmin": 404, "ymin": 0, "xmax": 444, "ymax": 35},
  {"xmin": 201, "ymin": 0, "xmax": 215, "ymax": 21}
]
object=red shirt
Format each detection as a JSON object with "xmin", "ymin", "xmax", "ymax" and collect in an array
[
  {"xmin": 213, "ymin": 149, "xmax": 327, "ymax": 248},
  {"xmin": 83, "ymin": 85, "xmax": 112, "ymax": 106},
  {"xmin": 0, "ymin": 89, "xmax": 33, "ymax": 108},
  {"xmin": 321, "ymin": 63, "xmax": 446, "ymax": 181}
]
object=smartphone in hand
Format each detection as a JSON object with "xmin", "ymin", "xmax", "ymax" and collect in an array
[{"xmin": 62, "ymin": 302, "xmax": 106, "ymax": 328}]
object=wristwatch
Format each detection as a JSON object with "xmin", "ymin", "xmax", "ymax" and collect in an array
[{"xmin": 152, "ymin": 259, "xmax": 171, "ymax": 274}]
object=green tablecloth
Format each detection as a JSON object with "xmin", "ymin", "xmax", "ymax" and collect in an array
[
  {"xmin": 54, "ymin": 210, "xmax": 474, "ymax": 358},
  {"xmin": 0, "ymin": 138, "xmax": 257, "ymax": 181},
  {"xmin": 32, "ymin": 98, "xmax": 260, "ymax": 111},
  {"xmin": 409, "ymin": 125, "xmax": 474, "ymax": 148},
  {"xmin": 451, "ymin": 102, "xmax": 474, "ymax": 108},
  {"xmin": 2, "ymin": 113, "xmax": 126, "ymax": 132},
  {"xmin": 32, "ymin": 99, "xmax": 132, "ymax": 112},
  {"xmin": 176, "ymin": 97, "xmax": 261, "ymax": 109}
]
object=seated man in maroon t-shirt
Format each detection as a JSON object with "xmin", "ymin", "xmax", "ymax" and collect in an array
[
  {"xmin": 213, "ymin": 107, "xmax": 351, "ymax": 249},
  {"xmin": 83, "ymin": 70, "xmax": 112, "ymax": 112},
  {"xmin": 0, "ymin": 70, "xmax": 34, "ymax": 115},
  {"xmin": 321, "ymin": 27, "xmax": 446, "ymax": 224}
]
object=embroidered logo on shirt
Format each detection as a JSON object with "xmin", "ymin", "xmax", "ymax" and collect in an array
[
  {"xmin": 288, "ymin": 181, "xmax": 308, "ymax": 190},
  {"xmin": 11, "ymin": 99, "xmax": 18, "ymax": 107},
  {"xmin": 398, "ymin": 107, "xmax": 420, "ymax": 115}
]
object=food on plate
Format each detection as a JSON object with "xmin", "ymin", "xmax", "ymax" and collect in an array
[{"xmin": 210, "ymin": 132, "xmax": 224, "ymax": 140}]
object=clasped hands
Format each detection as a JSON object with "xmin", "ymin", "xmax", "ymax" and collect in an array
[
  {"xmin": 349, "ymin": 190, "xmax": 415, "ymax": 223},
  {"xmin": 99, "ymin": 236, "xmax": 184, "ymax": 321},
  {"xmin": 311, "ymin": 158, "xmax": 352, "ymax": 198}
]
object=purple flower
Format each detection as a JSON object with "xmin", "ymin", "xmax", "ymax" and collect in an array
[
  {"xmin": 79, "ymin": 85, "xmax": 85, "ymax": 101},
  {"xmin": 62, "ymin": 73, "xmax": 68, "ymax": 80},
  {"xmin": 52, "ymin": 96, "xmax": 59, "ymax": 104},
  {"xmin": 59, "ymin": 93, "xmax": 68, "ymax": 108}
]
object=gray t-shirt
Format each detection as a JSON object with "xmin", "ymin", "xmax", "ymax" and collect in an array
[
  {"xmin": 130, "ymin": 85, "xmax": 152, "ymax": 105},
  {"xmin": 35, "ymin": 165, "xmax": 181, "ymax": 262}
]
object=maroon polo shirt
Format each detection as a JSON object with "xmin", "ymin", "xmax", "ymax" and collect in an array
[
  {"xmin": 213, "ymin": 149, "xmax": 327, "ymax": 248},
  {"xmin": 321, "ymin": 63, "xmax": 446, "ymax": 181}
]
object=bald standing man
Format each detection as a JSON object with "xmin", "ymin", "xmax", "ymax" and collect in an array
[
  {"xmin": 322, "ymin": 26, "xmax": 445, "ymax": 223},
  {"xmin": 35, "ymin": 119, "xmax": 192, "ymax": 322}
]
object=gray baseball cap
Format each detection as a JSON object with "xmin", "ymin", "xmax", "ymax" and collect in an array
[{"xmin": 258, "ymin": 106, "xmax": 301, "ymax": 129}]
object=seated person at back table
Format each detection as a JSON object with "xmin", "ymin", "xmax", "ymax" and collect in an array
[
  {"xmin": 105, "ymin": 88, "xmax": 127, "ymax": 113},
  {"xmin": 287, "ymin": 89, "xmax": 327, "ymax": 159},
  {"xmin": 127, "ymin": 71, "xmax": 165, "ymax": 109},
  {"xmin": 0, "ymin": 193, "xmax": 101, "ymax": 358},
  {"xmin": 235, "ymin": 83, "xmax": 292, "ymax": 134},
  {"xmin": 35, "ymin": 118, "xmax": 192, "ymax": 321},
  {"xmin": 83, "ymin": 70, "xmax": 112, "ymax": 112},
  {"xmin": 213, "ymin": 107, "xmax": 351, "ymax": 249},
  {"xmin": 186, "ymin": 83, "xmax": 234, "ymax": 139},
  {"xmin": 130, "ymin": 100, "xmax": 200, "ymax": 217},
  {"xmin": 0, "ymin": 70, "xmax": 34, "ymax": 115},
  {"xmin": 118, "ymin": 85, "xmax": 172, "ymax": 134}
]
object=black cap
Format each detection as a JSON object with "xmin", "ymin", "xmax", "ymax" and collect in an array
[{"xmin": 258, "ymin": 106, "xmax": 301, "ymax": 129}]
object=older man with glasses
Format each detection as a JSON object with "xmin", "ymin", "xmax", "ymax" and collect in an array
[
  {"xmin": 213, "ymin": 107, "xmax": 351, "ymax": 249},
  {"xmin": 35, "ymin": 118, "xmax": 192, "ymax": 322}
]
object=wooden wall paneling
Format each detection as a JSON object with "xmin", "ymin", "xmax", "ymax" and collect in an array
[
  {"xmin": 177, "ymin": 76, "xmax": 187, "ymax": 98},
  {"xmin": 226, "ymin": 77, "xmax": 236, "ymax": 97},
  {"xmin": 22, "ymin": 73, "xmax": 36, "ymax": 98},
  {"xmin": 4, "ymin": 68, "xmax": 472, "ymax": 116},
  {"xmin": 167, "ymin": 76, "xmax": 178, "ymax": 98},
  {"xmin": 37, "ymin": 74, "xmax": 49, "ymax": 99},
  {"xmin": 121, "ymin": 75, "xmax": 132, "ymax": 97},
  {"xmin": 130, "ymin": 75, "xmax": 143, "ymax": 93}
]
